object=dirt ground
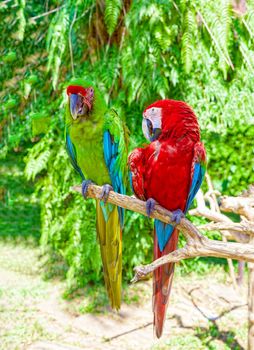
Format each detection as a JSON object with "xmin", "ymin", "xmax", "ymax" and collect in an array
[{"xmin": 0, "ymin": 242, "xmax": 248, "ymax": 350}]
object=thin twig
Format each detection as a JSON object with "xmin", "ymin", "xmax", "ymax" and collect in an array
[
  {"xmin": 30, "ymin": 5, "xmax": 65, "ymax": 21},
  {"xmin": 188, "ymin": 288, "xmax": 247, "ymax": 322},
  {"xmin": 69, "ymin": 9, "xmax": 77, "ymax": 77},
  {"xmin": 197, "ymin": 10, "xmax": 234, "ymax": 70},
  {"xmin": 205, "ymin": 174, "xmax": 238, "ymax": 290}
]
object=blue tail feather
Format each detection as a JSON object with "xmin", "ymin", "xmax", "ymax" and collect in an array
[{"xmin": 155, "ymin": 219, "xmax": 174, "ymax": 252}]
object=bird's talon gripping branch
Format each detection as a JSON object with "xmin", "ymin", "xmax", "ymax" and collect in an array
[
  {"xmin": 82, "ymin": 180, "xmax": 94, "ymax": 198},
  {"xmin": 146, "ymin": 198, "xmax": 157, "ymax": 217},
  {"xmin": 171, "ymin": 209, "xmax": 185, "ymax": 224},
  {"xmin": 100, "ymin": 184, "xmax": 113, "ymax": 203}
]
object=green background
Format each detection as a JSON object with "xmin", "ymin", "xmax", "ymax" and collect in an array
[{"xmin": 1, "ymin": 0, "xmax": 254, "ymax": 293}]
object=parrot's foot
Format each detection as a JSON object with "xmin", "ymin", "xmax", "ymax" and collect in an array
[
  {"xmin": 82, "ymin": 180, "xmax": 94, "ymax": 198},
  {"xmin": 100, "ymin": 184, "xmax": 113, "ymax": 203},
  {"xmin": 146, "ymin": 198, "xmax": 157, "ymax": 217},
  {"xmin": 171, "ymin": 209, "xmax": 184, "ymax": 224}
]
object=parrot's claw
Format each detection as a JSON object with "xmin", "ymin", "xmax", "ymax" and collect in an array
[
  {"xmin": 82, "ymin": 180, "xmax": 94, "ymax": 198},
  {"xmin": 146, "ymin": 198, "xmax": 157, "ymax": 217},
  {"xmin": 100, "ymin": 184, "xmax": 113, "ymax": 203},
  {"xmin": 171, "ymin": 209, "xmax": 184, "ymax": 224}
]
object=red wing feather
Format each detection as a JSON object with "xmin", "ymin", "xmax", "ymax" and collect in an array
[
  {"xmin": 153, "ymin": 228, "xmax": 178, "ymax": 338},
  {"xmin": 128, "ymin": 148, "xmax": 146, "ymax": 201}
]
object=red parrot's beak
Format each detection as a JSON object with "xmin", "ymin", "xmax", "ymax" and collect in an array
[
  {"xmin": 151, "ymin": 127, "xmax": 162, "ymax": 141},
  {"xmin": 143, "ymin": 118, "xmax": 162, "ymax": 141}
]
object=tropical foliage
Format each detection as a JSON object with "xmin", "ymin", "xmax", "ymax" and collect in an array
[{"xmin": 1, "ymin": 0, "xmax": 254, "ymax": 291}]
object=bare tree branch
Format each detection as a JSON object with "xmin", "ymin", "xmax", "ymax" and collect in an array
[
  {"xmin": 199, "ymin": 221, "xmax": 254, "ymax": 236},
  {"xmin": 220, "ymin": 196, "xmax": 254, "ymax": 221},
  {"xmin": 205, "ymin": 174, "xmax": 238, "ymax": 289},
  {"xmin": 71, "ymin": 184, "xmax": 254, "ymax": 283},
  {"xmin": 189, "ymin": 191, "xmax": 249, "ymax": 243}
]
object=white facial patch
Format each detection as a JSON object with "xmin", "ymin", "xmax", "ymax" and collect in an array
[
  {"xmin": 142, "ymin": 118, "xmax": 150, "ymax": 141},
  {"xmin": 142, "ymin": 107, "xmax": 162, "ymax": 141},
  {"xmin": 143, "ymin": 107, "xmax": 162, "ymax": 128}
]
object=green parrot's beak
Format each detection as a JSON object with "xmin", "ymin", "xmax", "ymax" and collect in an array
[{"xmin": 70, "ymin": 94, "xmax": 80, "ymax": 120}]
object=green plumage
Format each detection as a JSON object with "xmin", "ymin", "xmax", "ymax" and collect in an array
[{"xmin": 65, "ymin": 78, "xmax": 128, "ymax": 309}]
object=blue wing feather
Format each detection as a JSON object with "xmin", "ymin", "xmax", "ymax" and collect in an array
[
  {"xmin": 103, "ymin": 130, "xmax": 125, "ymax": 228},
  {"xmin": 65, "ymin": 132, "xmax": 85, "ymax": 180},
  {"xmin": 155, "ymin": 220, "xmax": 174, "ymax": 252},
  {"xmin": 185, "ymin": 163, "xmax": 205, "ymax": 213}
]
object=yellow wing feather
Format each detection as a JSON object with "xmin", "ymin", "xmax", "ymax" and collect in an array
[{"xmin": 96, "ymin": 200, "xmax": 122, "ymax": 309}]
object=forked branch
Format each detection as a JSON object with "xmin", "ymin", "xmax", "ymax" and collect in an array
[{"xmin": 71, "ymin": 184, "xmax": 254, "ymax": 282}]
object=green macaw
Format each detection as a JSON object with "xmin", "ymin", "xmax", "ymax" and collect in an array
[{"xmin": 65, "ymin": 79, "xmax": 128, "ymax": 310}]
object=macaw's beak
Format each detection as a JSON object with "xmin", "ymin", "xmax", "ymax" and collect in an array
[
  {"xmin": 70, "ymin": 94, "xmax": 80, "ymax": 120},
  {"xmin": 146, "ymin": 119, "xmax": 161, "ymax": 141},
  {"xmin": 151, "ymin": 127, "xmax": 162, "ymax": 141}
]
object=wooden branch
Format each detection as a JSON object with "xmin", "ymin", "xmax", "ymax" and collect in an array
[
  {"xmin": 72, "ymin": 184, "xmax": 254, "ymax": 282},
  {"xmin": 199, "ymin": 221, "xmax": 254, "ymax": 236},
  {"xmin": 220, "ymin": 196, "xmax": 254, "ymax": 221},
  {"xmin": 189, "ymin": 191, "xmax": 249, "ymax": 243},
  {"xmin": 205, "ymin": 174, "xmax": 238, "ymax": 290},
  {"xmin": 132, "ymin": 238, "xmax": 254, "ymax": 283},
  {"xmin": 71, "ymin": 184, "xmax": 185, "ymax": 227},
  {"xmin": 241, "ymin": 184, "xmax": 254, "ymax": 198}
]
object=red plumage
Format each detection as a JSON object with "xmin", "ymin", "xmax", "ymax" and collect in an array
[
  {"xmin": 129, "ymin": 99, "xmax": 205, "ymax": 337},
  {"xmin": 66, "ymin": 85, "xmax": 87, "ymax": 97}
]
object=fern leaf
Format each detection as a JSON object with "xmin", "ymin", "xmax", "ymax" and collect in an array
[
  {"xmin": 104, "ymin": 0, "xmax": 122, "ymax": 36},
  {"xmin": 25, "ymin": 150, "xmax": 51, "ymax": 181},
  {"xmin": 181, "ymin": 8, "xmax": 196, "ymax": 74},
  {"xmin": 46, "ymin": 8, "xmax": 69, "ymax": 89},
  {"xmin": 243, "ymin": 8, "xmax": 254, "ymax": 38},
  {"xmin": 239, "ymin": 40, "xmax": 254, "ymax": 74}
]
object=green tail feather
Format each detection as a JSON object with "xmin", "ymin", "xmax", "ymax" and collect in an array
[{"xmin": 96, "ymin": 200, "xmax": 122, "ymax": 310}]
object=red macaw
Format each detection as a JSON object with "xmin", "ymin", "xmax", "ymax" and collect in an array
[{"xmin": 128, "ymin": 100, "xmax": 206, "ymax": 337}]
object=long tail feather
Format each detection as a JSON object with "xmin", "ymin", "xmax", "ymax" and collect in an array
[
  {"xmin": 96, "ymin": 200, "xmax": 122, "ymax": 310},
  {"xmin": 153, "ymin": 226, "xmax": 178, "ymax": 338}
]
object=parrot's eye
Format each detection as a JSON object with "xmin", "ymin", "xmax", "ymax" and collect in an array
[{"xmin": 87, "ymin": 87, "xmax": 94, "ymax": 98}]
